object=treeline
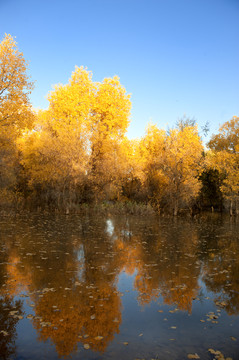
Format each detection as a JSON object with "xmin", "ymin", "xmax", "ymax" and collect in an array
[{"xmin": 0, "ymin": 34, "xmax": 239, "ymax": 215}]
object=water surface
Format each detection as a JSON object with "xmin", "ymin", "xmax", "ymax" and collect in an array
[{"xmin": 0, "ymin": 212, "xmax": 239, "ymax": 359}]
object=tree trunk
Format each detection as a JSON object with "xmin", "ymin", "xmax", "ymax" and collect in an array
[
  {"xmin": 173, "ymin": 198, "xmax": 178, "ymax": 216},
  {"xmin": 236, "ymin": 199, "xmax": 239, "ymax": 216},
  {"xmin": 230, "ymin": 199, "xmax": 233, "ymax": 216}
]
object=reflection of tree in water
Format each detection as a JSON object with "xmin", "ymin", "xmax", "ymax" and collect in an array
[
  {"xmin": 32, "ymin": 282, "xmax": 121, "ymax": 357},
  {"xmin": 1, "ymin": 213, "xmax": 239, "ymax": 359},
  {"xmin": 0, "ymin": 228, "xmax": 24, "ymax": 360},
  {"xmin": 114, "ymin": 217, "xmax": 201, "ymax": 313},
  {"xmin": 2, "ymin": 213, "xmax": 122, "ymax": 358},
  {"xmin": 199, "ymin": 219, "xmax": 239, "ymax": 315},
  {"xmin": 0, "ymin": 296, "xmax": 23, "ymax": 360},
  {"xmin": 29, "ymin": 215, "xmax": 123, "ymax": 357}
]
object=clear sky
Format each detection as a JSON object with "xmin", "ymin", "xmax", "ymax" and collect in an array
[{"xmin": 1, "ymin": 0, "xmax": 238, "ymax": 142}]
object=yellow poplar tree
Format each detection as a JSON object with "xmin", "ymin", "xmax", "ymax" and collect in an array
[
  {"xmin": 0, "ymin": 34, "xmax": 34, "ymax": 202},
  {"xmin": 118, "ymin": 137, "xmax": 143, "ymax": 201},
  {"xmin": 18, "ymin": 111, "xmax": 89, "ymax": 208},
  {"xmin": 139, "ymin": 123, "xmax": 167, "ymax": 209},
  {"xmin": 47, "ymin": 66, "xmax": 94, "ymax": 135},
  {"xmin": 140, "ymin": 123, "xmax": 203, "ymax": 215},
  {"xmin": 89, "ymin": 76, "xmax": 131, "ymax": 199},
  {"xmin": 18, "ymin": 67, "xmax": 131, "ymax": 206},
  {"xmin": 164, "ymin": 125, "xmax": 203, "ymax": 215}
]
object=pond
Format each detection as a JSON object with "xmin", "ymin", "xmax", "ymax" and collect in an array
[{"xmin": 0, "ymin": 212, "xmax": 238, "ymax": 360}]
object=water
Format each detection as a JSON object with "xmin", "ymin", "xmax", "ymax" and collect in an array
[{"xmin": 0, "ymin": 212, "xmax": 238, "ymax": 359}]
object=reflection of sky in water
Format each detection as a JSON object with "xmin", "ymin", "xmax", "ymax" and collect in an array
[
  {"xmin": 118, "ymin": 270, "xmax": 137, "ymax": 291},
  {"xmin": 77, "ymin": 244, "xmax": 85, "ymax": 281},
  {"xmin": 106, "ymin": 219, "xmax": 114, "ymax": 236},
  {"xmin": 121, "ymin": 229, "xmax": 132, "ymax": 238}
]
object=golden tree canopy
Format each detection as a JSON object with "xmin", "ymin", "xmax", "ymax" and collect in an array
[{"xmin": 0, "ymin": 33, "xmax": 34, "ymax": 133}]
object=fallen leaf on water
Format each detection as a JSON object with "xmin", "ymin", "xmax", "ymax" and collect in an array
[
  {"xmin": 169, "ymin": 308, "xmax": 178, "ymax": 313},
  {"xmin": 139, "ymin": 333, "xmax": 143, "ymax": 337},
  {"xmin": 230, "ymin": 336, "xmax": 236, "ymax": 341},
  {"xmin": 208, "ymin": 349, "xmax": 232, "ymax": 360},
  {"xmin": 187, "ymin": 354, "xmax": 200, "ymax": 359},
  {"xmin": 208, "ymin": 349, "xmax": 222, "ymax": 356},
  {"xmin": 208, "ymin": 349, "xmax": 216, "ymax": 354},
  {"xmin": 0, "ymin": 331, "xmax": 8, "ymax": 336},
  {"xmin": 9, "ymin": 311, "xmax": 18, "ymax": 316},
  {"xmin": 171, "ymin": 326, "xmax": 177, "ymax": 329},
  {"xmin": 94, "ymin": 336, "xmax": 103, "ymax": 340},
  {"xmin": 215, "ymin": 301, "xmax": 227, "ymax": 308},
  {"xmin": 84, "ymin": 344, "xmax": 90, "ymax": 350},
  {"xmin": 123, "ymin": 342, "xmax": 129, "ymax": 345}
]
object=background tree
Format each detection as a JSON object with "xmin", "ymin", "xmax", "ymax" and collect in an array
[
  {"xmin": 139, "ymin": 122, "xmax": 203, "ymax": 215},
  {"xmin": 139, "ymin": 124, "xmax": 167, "ymax": 210},
  {"xmin": 120, "ymin": 138, "xmax": 143, "ymax": 202},
  {"xmin": 164, "ymin": 124, "xmax": 204, "ymax": 215},
  {"xmin": 207, "ymin": 116, "xmax": 239, "ymax": 215},
  {"xmin": 199, "ymin": 168, "xmax": 224, "ymax": 210}
]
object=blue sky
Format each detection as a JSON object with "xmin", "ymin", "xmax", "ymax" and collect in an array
[{"xmin": 1, "ymin": 0, "xmax": 238, "ymax": 142}]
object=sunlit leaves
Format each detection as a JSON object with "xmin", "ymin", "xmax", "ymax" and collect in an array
[
  {"xmin": 0, "ymin": 33, "xmax": 35, "ymax": 197},
  {"xmin": 138, "ymin": 123, "xmax": 203, "ymax": 214},
  {"xmin": 17, "ymin": 66, "xmax": 131, "ymax": 204},
  {"xmin": 207, "ymin": 116, "xmax": 239, "ymax": 213},
  {"xmin": 0, "ymin": 33, "xmax": 34, "ymax": 132}
]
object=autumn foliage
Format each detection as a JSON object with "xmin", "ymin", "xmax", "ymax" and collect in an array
[
  {"xmin": 207, "ymin": 116, "xmax": 239, "ymax": 215},
  {"xmin": 0, "ymin": 34, "xmax": 238, "ymax": 215},
  {"xmin": 0, "ymin": 34, "xmax": 34, "ymax": 203}
]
